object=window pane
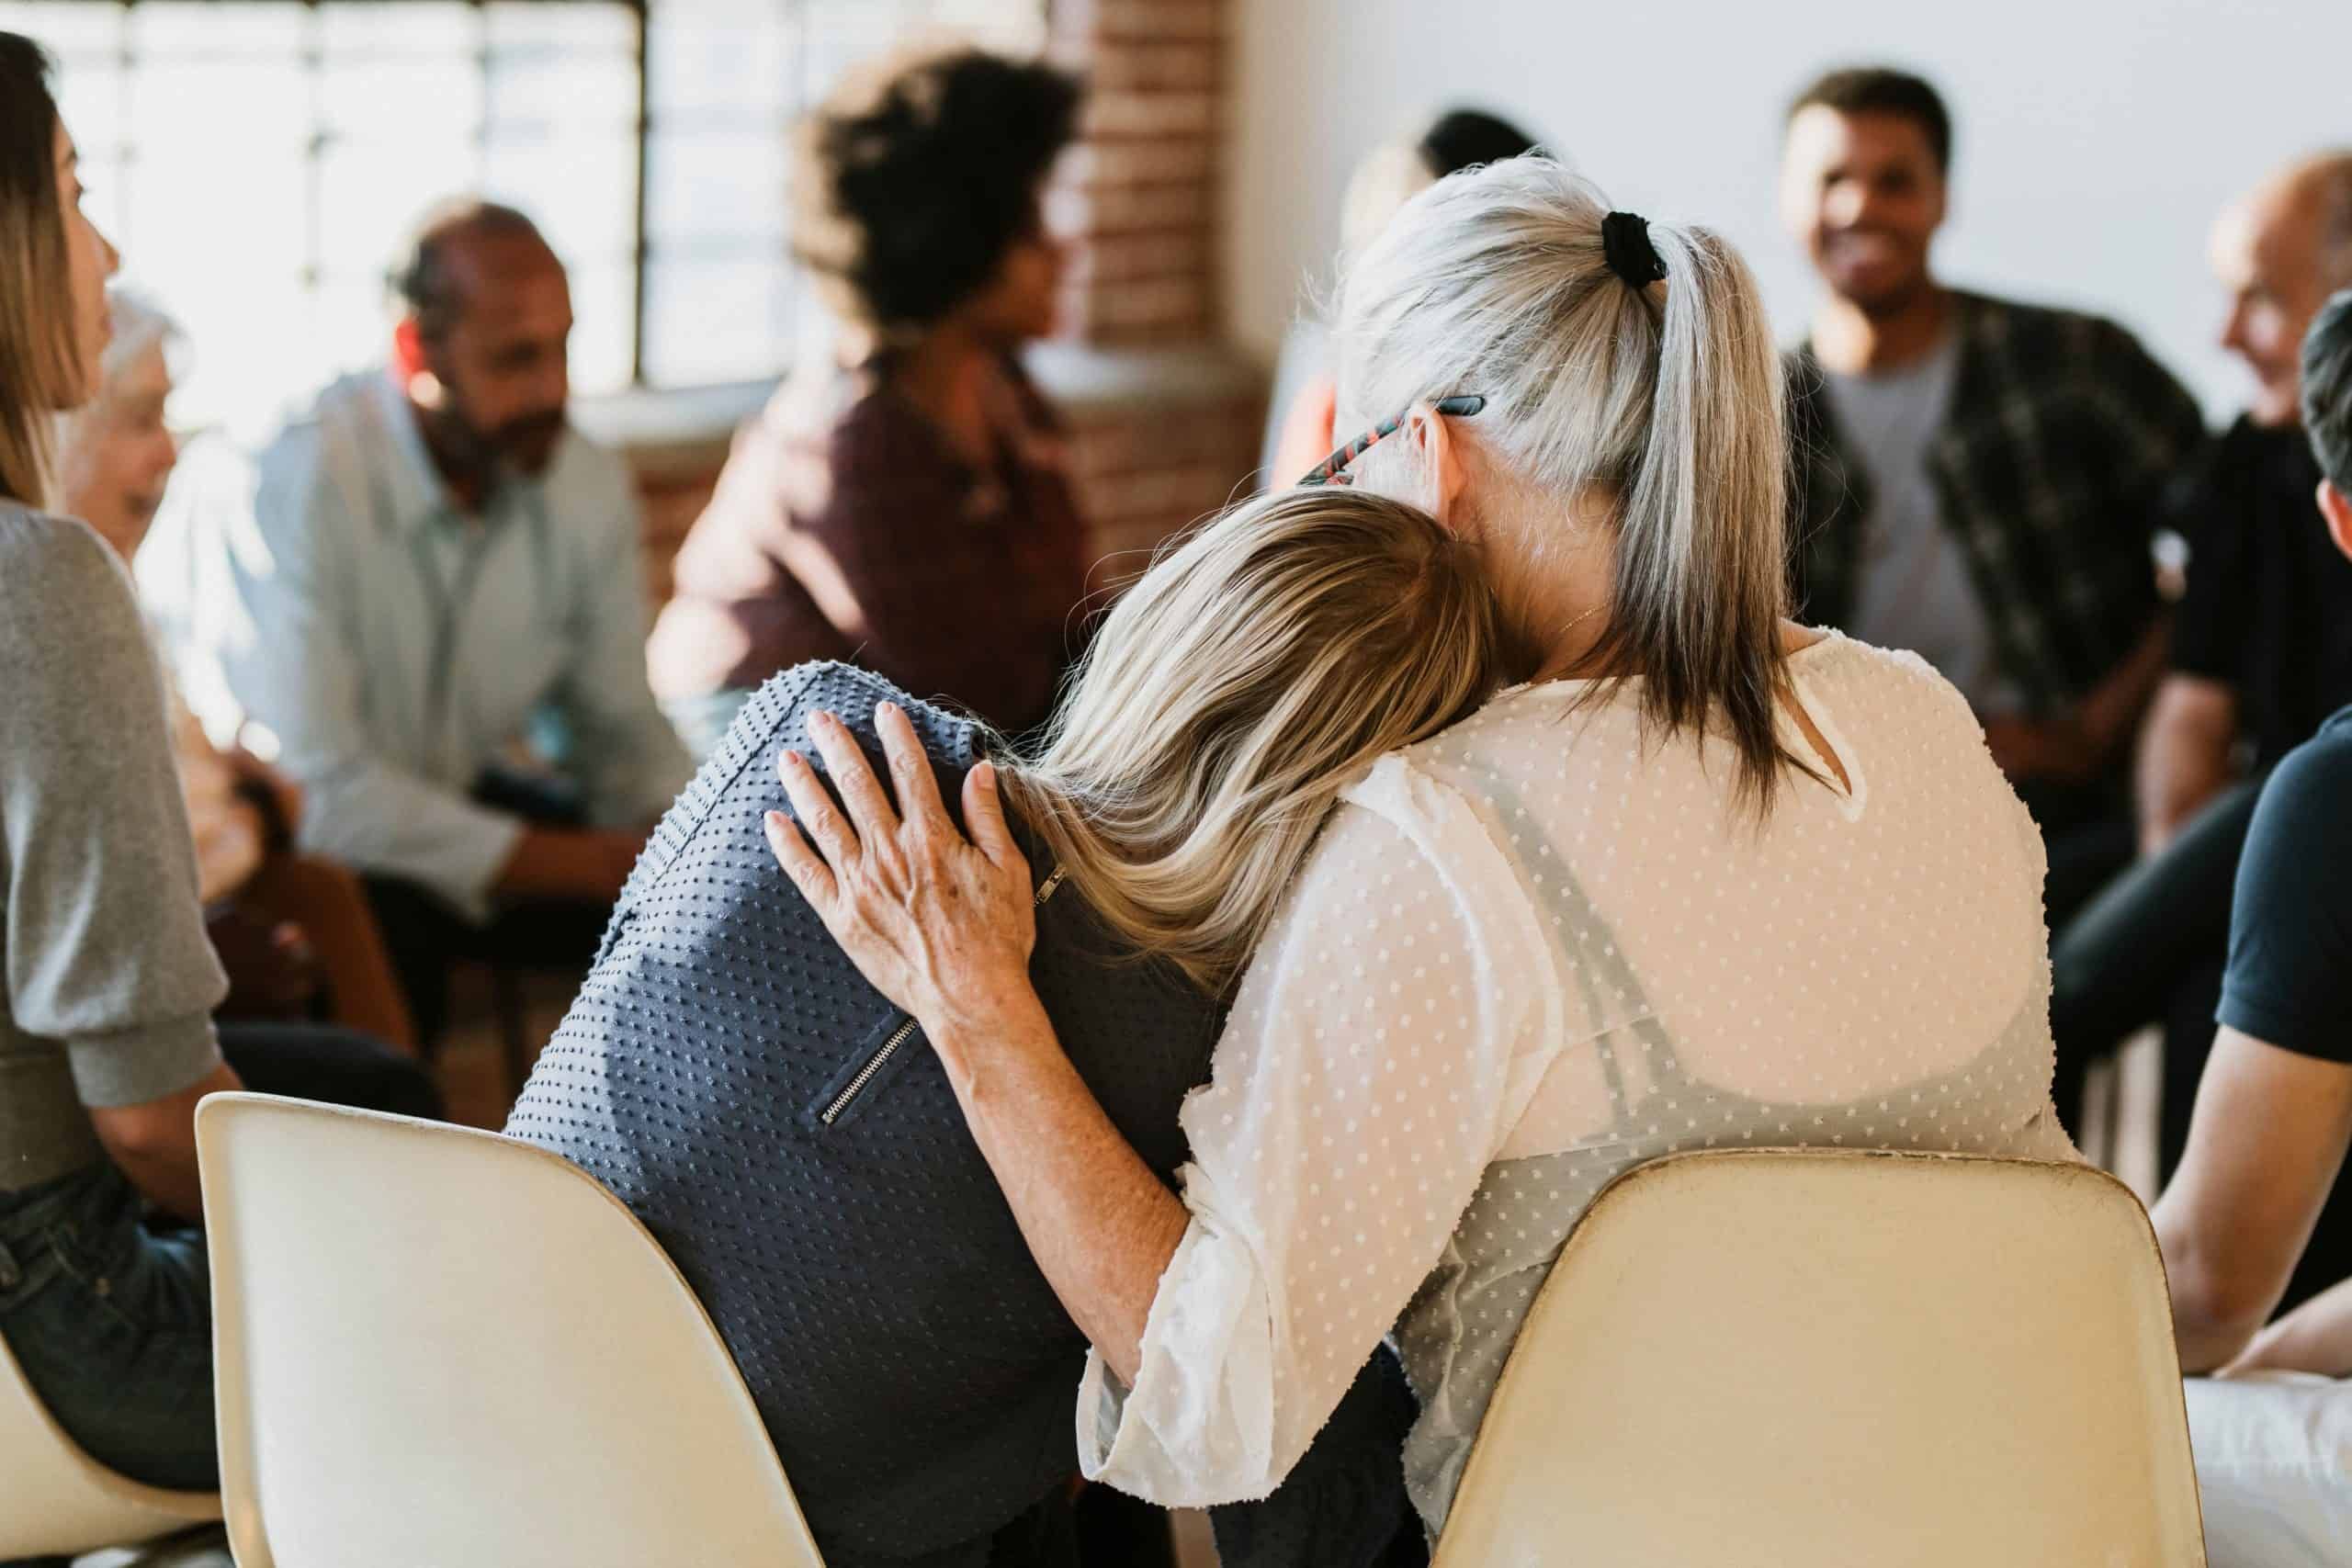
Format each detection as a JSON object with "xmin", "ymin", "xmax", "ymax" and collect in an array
[
  {"xmin": 567, "ymin": 257, "xmax": 636, "ymax": 397},
  {"xmin": 129, "ymin": 1, "xmax": 304, "ymax": 55},
  {"xmin": 646, "ymin": 0, "xmax": 791, "ymax": 123},
  {"xmin": 0, "ymin": 2, "xmax": 127, "ymax": 55},
  {"xmin": 487, "ymin": 30, "xmax": 639, "ymax": 130},
  {"xmin": 647, "ymin": 125, "xmax": 786, "ymax": 248},
  {"xmin": 643, "ymin": 252, "xmax": 791, "ymax": 387},
  {"xmin": 319, "ymin": 3, "xmax": 477, "ymax": 60},
  {"xmin": 484, "ymin": 130, "xmax": 638, "ymax": 265},
  {"xmin": 320, "ymin": 138, "xmax": 484, "ymax": 282}
]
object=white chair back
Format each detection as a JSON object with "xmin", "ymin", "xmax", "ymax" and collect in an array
[
  {"xmin": 0, "ymin": 1325, "xmax": 220, "ymax": 1559},
  {"xmin": 1431, "ymin": 1149, "xmax": 2205, "ymax": 1567},
  {"xmin": 196, "ymin": 1092, "xmax": 825, "ymax": 1568}
]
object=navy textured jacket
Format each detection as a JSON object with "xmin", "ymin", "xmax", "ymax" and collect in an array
[{"xmin": 510, "ymin": 663, "xmax": 1419, "ymax": 1568}]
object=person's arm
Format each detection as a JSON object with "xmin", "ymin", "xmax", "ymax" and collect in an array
[
  {"xmin": 547, "ymin": 457, "xmax": 695, "ymax": 826},
  {"xmin": 88, "ymin": 1061, "xmax": 243, "ymax": 1224},
  {"xmin": 2222, "ymin": 1275, "xmax": 2352, "ymax": 1378},
  {"xmin": 1, "ymin": 520, "xmax": 237, "ymax": 1218},
  {"xmin": 766, "ymin": 705, "xmax": 1553, "ymax": 1503},
  {"xmin": 213, "ymin": 452, "xmax": 525, "ymax": 916},
  {"xmin": 2153, "ymin": 729, "xmax": 2352, "ymax": 1371},
  {"xmin": 1983, "ymin": 614, "xmax": 2172, "ymax": 786},
  {"xmin": 2154, "ymin": 1029, "xmax": 2352, "ymax": 1372},
  {"xmin": 2137, "ymin": 674, "xmax": 2243, "ymax": 854}
]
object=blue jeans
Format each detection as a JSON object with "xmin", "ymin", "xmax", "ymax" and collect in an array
[{"xmin": 0, "ymin": 1162, "xmax": 215, "ymax": 1493}]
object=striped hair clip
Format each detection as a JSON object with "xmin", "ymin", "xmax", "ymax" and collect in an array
[{"xmin": 1295, "ymin": 394, "xmax": 1487, "ymax": 487}]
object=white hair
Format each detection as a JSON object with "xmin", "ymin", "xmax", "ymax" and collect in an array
[
  {"xmin": 1331, "ymin": 156, "xmax": 1800, "ymax": 809},
  {"xmin": 97, "ymin": 287, "xmax": 176, "ymax": 388}
]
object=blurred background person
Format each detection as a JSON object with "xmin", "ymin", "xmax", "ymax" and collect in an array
[
  {"xmin": 1259, "ymin": 107, "xmax": 1544, "ymax": 486},
  {"xmin": 181, "ymin": 199, "xmax": 693, "ymax": 1053},
  {"xmin": 2051, "ymin": 152, "xmax": 2352, "ymax": 1264},
  {"xmin": 60, "ymin": 288, "xmax": 414, "ymax": 1053},
  {"xmin": 646, "ymin": 46, "xmax": 1091, "ymax": 754},
  {"xmin": 1780, "ymin": 65, "xmax": 2206, "ymax": 925},
  {"xmin": 2149, "ymin": 285, "xmax": 2352, "ymax": 1568}
]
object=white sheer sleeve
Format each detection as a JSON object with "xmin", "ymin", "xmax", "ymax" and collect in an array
[{"xmin": 1077, "ymin": 756, "xmax": 1566, "ymax": 1505}]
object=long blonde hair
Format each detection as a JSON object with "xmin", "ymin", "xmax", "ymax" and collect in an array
[
  {"xmin": 1336, "ymin": 157, "xmax": 1800, "ymax": 810},
  {"xmin": 1001, "ymin": 486, "xmax": 1502, "ymax": 994},
  {"xmin": 0, "ymin": 33, "xmax": 74, "ymax": 508}
]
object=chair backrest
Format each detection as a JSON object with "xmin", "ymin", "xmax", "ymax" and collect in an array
[
  {"xmin": 0, "ymin": 1327, "xmax": 220, "ymax": 1559},
  {"xmin": 1431, "ymin": 1149, "xmax": 2206, "ymax": 1568},
  {"xmin": 196, "ymin": 1092, "xmax": 826, "ymax": 1568}
]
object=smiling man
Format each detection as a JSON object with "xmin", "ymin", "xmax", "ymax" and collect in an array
[
  {"xmin": 1780, "ymin": 66, "xmax": 2206, "ymax": 931},
  {"xmin": 185, "ymin": 199, "xmax": 692, "ymax": 1048}
]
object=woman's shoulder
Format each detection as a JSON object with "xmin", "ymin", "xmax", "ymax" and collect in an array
[
  {"xmin": 0, "ymin": 503, "xmax": 139, "ymax": 636},
  {"xmin": 1792, "ymin": 628, "xmax": 1980, "ymax": 727}
]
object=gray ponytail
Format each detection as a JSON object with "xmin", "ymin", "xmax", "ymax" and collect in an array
[{"xmin": 1334, "ymin": 158, "xmax": 1800, "ymax": 810}]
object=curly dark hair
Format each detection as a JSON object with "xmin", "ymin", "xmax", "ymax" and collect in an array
[{"xmin": 794, "ymin": 47, "xmax": 1080, "ymax": 337}]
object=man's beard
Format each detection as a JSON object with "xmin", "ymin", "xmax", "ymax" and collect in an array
[{"xmin": 426, "ymin": 399, "xmax": 568, "ymax": 487}]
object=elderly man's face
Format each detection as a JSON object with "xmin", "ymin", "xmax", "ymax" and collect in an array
[
  {"xmin": 64, "ymin": 340, "xmax": 176, "ymax": 561},
  {"xmin": 2212, "ymin": 181, "xmax": 2334, "ymax": 427}
]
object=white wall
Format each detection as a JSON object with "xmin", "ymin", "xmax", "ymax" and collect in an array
[{"xmin": 1227, "ymin": 0, "xmax": 2352, "ymax": 415}]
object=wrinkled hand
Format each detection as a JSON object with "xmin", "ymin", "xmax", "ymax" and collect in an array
[{"xmin": 763, "ymin": 703, "xmax": 1037, "ymax": 1035}]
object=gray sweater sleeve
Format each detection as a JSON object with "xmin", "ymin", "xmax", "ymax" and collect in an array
[{"xmin": 1, "ymin": 507, "xmax": 226, "ymax": 1108}]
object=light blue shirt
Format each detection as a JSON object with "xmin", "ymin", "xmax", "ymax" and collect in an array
[{"xmin": 179, "ymin": 370, "xmax": 692, "ymax": 920}]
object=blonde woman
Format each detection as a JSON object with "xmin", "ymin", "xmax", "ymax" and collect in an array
[
  {"xmin": 512, "ymin": 484, "xmax": 1501, "ymax": 1568},
  {"xmin": 772, "ymin": 158, "xmax": 2076, "ymax": 1542}
]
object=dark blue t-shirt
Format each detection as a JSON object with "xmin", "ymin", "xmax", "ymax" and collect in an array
[{"xmin": 2219, "ymin": 705, "xmax": 2352, "ymax": 1060}]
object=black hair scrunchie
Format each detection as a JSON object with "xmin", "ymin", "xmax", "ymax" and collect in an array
[{"xmin": 1601, "ymin": 210, "xmax": 1668, "ymax": 288}]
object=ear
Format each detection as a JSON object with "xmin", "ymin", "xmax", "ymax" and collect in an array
[
  {"xmin": 390, "ymin": 318, "xmax": 440, "ymax": 406},
  {"xmin": 2319, "ymin": 479, "xmax": 2352, "ymax": 566},
  {"xmin": 1404, "ymin": 402, "xmax": 1471, "ymax": 532}
]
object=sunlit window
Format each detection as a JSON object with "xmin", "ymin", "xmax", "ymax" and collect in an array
[{"xmin": 0, "ymin": 0, "xmax": 1043, "ymax": 434}]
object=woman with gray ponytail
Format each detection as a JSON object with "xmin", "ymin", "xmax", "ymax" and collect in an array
[{"xmin": 772, "ymin": 158, "xmax": 2073, "ymax": 1540}]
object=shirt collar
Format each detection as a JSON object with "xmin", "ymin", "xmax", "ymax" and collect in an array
[{"xmin": 368, "ymin": 367, "xmax": 549, "ymax": 536}]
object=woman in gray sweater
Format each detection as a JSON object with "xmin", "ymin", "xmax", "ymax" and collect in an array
[{"xmin": 0, "ymin": 33, "xmax": 431, "ymax": 1501}]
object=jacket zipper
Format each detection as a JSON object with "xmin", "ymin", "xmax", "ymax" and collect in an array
[{"xmin": 819, "ymin": 863, "xmax": 1069, "ymax": 1127}]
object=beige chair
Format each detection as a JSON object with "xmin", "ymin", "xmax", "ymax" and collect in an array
[
  {"xmin": 1432, "ymin": 1149, "xmax": 2206, "ymax": 1567},
  {"xmin": 0, "ymin": 1331, "xmax": 220, "ymax": 1561},
  {"xmin": 195, "ymin": 1092, "xmax": 825, "ymax": 1568}
]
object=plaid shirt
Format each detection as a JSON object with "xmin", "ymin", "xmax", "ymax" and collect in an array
[{"xmin": 1788, "ymin": 292, "xmax": 2206, "ymax": 715}]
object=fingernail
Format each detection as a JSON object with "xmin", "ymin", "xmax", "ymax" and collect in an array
[
  {"xmin": 974, "ymin": 760, "xmax": 995, "ymax": 784},
  {"xmin": 782, "ymin": 750, "xmax": 805, "ymax": 770},
  {"xmin": 878, "ymin": 701, "xmax": 899, "ymax": 719},
  {"xmin": 764, "ymin": 809, "xmax": 786, "ymax": 830}
]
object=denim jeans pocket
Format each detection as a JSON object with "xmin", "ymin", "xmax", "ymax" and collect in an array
[{"xmin": 43, "ymin": 1177, "xmax": 209, "ymax": 1337}]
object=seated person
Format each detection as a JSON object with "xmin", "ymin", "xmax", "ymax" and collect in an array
[
  {"xmin": 182, "ymin": 199, "xmax": 694, "ymax": 1049},
  {"xmin": 511, "ymin": 484, "xmax": 1498, "ymax": 1567},
  {"xmin": 62, "ymin": 288, "xmax": 414, "ymax": 1051},
  {"xmin": 646, "ymin": 47, "xmax": 1091, "ymax": 753},
  {"xmin": 2152, "ymin": 287, "xmax": 2352, "ymax": 1568},
  {"xmin": 1261, "ymin": 107, "xmax": 1542, "ymax": 486},
  {"xmin": 1780, "ymin": 68, "xmax": 2206, "ymax": 924},
  {"xmin": 770, "ymin": 162, "xmax": 2076, "ymax": 1545},
  {"xmin": 0, "ymin": 38, "xmax": 434, "ymax": 1498},
  {"xmin": 2052, "ymin": 154, "xmax": 2352, "ymax": 1231}
]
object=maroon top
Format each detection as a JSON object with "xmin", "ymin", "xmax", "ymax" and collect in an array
[{"xmin": 649, "ymin": 357, "xmax": 1091, "ymax": 736}]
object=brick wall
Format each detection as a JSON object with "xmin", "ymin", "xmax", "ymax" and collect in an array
[
  {"xmin": 623, "ymin": 0, "xmax": 1262, "ymax": 597},
  {"xmin": 1043, "ymin": 0, "xmax": 1265, "ymax": 568}
]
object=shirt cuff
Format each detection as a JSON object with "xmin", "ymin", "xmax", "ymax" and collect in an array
[
  {"xmin": 1076, "ymin": 1202, "xmax": 1279, "ymax": 1507},
  {"xmin": 65, "ymin": 1012, "xmax": 224, "ymax": 1110}
]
